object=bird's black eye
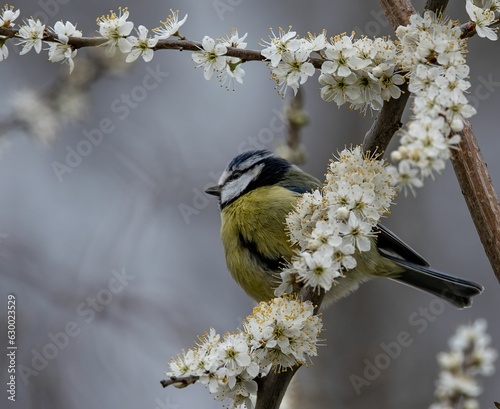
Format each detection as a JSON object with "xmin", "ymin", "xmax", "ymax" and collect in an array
[{"xmin": 229, "ymin": 170, "xmax": 243, "ymax": 180}]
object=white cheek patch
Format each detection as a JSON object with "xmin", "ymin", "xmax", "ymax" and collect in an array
[
  {"xmin": 221, "ymin": 163, "xmax": 264, "ymax": 205},
  {"xmin": 218, "ymin": 170, "xmax": 230, "ymax": 186}
]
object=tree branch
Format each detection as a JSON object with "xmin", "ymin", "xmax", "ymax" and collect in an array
[
  {"xmin": 0, "ymin": 27, "xmax": 325, "ymax": 69},
  {"xmin": 158, "ymin": 287, "xmax": 324, "ymax": 409},
  {"xmin": 378, "ymin": 0, "xmax": 416, "ymax": 29},
  {"xmin": 363, "ymin": 82, "xmax": 410, "ymax": 154},
  {"xmin": 451, "ymin": 121, "xmax": 500, "ymax": 284},
  {"xmin": 460, "ymin": 13, "xmax": 500, "ymax": 39},
  {"xmin": 363, "ymin": 0, "xmax": 415, "ymax": 153},
  {"xmin": 364, "ymin": 0, "xmax": 451, "ymax": 153},
  {"xmin": 276, "ymin": 90, "xmax": 310, "ymax": 165},
  {"xmin": 368, "ymin": 1, "xmax": 500, "ymax": 286},
  {"xmin": 285, "ymin": 90, "xmax": 306, "ymax": 153},
  {"xmin": 160, "ymin": 375, "xmax": 199, "ymax": 389},
  {"xmin": 254, "ymin": 287, "xmax": 324, "ymax": 409},
  {"xmin": 424, "ymin": 0, "xmax": 449, "ymax": 13}
]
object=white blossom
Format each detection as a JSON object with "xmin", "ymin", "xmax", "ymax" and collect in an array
[
  {"xmin": 0, "ymin": 40, "xmax": 8, "ymax": 62},
  {"xmin": 376, "ymin": 66, "xmax": 405, "ymax": 100},
  {"xmin": 97, "ymin": 8, "xmax": 134, "ymax": 55},
  {"xmin": 192, "ymin": 36, "xmax": 228, "ymax": 80},
  {"xmin": 322, "ymin": 35, "xmax": 370, "ymax": 77},
  {"xmin": 261, "ymin": 28, "xmax": 301, "ymax": 67},
  {"xmin": 338, "ymin": 212, "xmax": 373, "ymax": 252},
  {"xmin": 466, "ymin": 0, "xmax": 498, "ymax": 41},
  {"xmin": 271, "ymin": 49, "xmax": 315, "ymax": 96},
  {"xmin": 218, "ymin": 30, "xmax": 248, "ymax": 89},
  {"xmin": 17, "ymin": 19, "xmax": 45, "ymax": 55},
  {"xmin": 430, "ymin": 319, "xmax": 497, "ymax": 409},
  {"xmin": 300, "ymin": 32, "xmax": 327, "ymax": 52},
  {"xmin": 392, "ymin": 10, "xmax": 475, "ymax": 192},
  {"xmin": 166, "ymin": 296, "xmax": 322, "ymax": 409},
  {"xmin": 47, "ymin": 21, "xmax": 82, "ymax": 73},
  {"xmin": 318, "ymin": 35, "xmax": 402, "ymax": 112},
  {"xmin": 219, "ymin": 29, "xmax": 248, "ymax": 50},
  {"xmin": 281, "ymin": 147, "xmax": 397, "ymax": 293},
  {"xmin": 350, "ymin": 70, "xmax": 384, "ymax": 112},
  {"xmin": 0, "ymin": 5, "xmax": 19, "ymax": 27},
  {"xmin": 394, "ymin": 160, "xmax": 424, "ymax": 196},
  {"xmin": 122, "ymin": 25, "xmax": 158, "ymax": 63},
  {"xmin": 0, "ymin": 6, "xmax": 16, "ymax": 60},
  {"xmin": 295, "ymin": 247, "xmax": 340, "ymax": 291},
  {"xmin": 318, "ymin": 72, "xmax": 359, "ymax": 106},
  {"xmin": 153, "ymin": 9, "xmax": 188, "ymax": 39}
]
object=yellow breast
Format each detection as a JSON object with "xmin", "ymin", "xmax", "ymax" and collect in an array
[{"xmin": 220, "ymin": 186, "xmax": 298, "ymax": 301}]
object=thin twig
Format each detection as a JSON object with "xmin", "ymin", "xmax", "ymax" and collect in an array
[
  {"xmin": 0, "ymin": 27, "xmax": 325, "ymax": 69},
  {"xmin": 277, "ymin": 90, "xmax": 310, "ymax": 165},
  {"xmin": 160, "ymin": 375, "xmax": 199, "ymax": 388},
  {"xmin": 286, "ymin": 90, "xmax": 306, "ymax": 152},
  {"xmin": 460, "ymin": 14, "xmax": 500, "ymax": 39},
  {"xmin": 1, "ymin": 11, "xmax": 494, "ymax": 71}
]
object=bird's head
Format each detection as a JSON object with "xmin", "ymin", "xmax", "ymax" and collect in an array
[{"xmin": 205, "ymin": 150, "xmax": 294, "ymax": 209}]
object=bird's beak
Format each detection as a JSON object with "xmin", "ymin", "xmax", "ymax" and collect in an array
[{"xmin": 205, "ymin": 185, "xmax": 221, "ymax": 197}]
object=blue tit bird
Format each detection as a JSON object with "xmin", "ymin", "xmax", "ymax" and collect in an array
[{"xmin": 205, "ymin": 150, "xmax": 483, "ymax": 308}]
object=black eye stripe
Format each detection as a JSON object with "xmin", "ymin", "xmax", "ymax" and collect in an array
[
  {"xmin": 226, "ymin": 164, "xmax": 257, "ymax": 182},
  {"xmin": 226, "ymin": 170, "xmax": 243, "ymax": 183}
]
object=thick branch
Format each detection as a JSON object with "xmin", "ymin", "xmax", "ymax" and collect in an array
[
  {"xmin": 255, "ymin": 287, "xmax": 324, "ymax": 409},
  {"xmin": 362, "ymin": 1, "xmax": 415, "ymax": 153},
  {"xmin": 364, "ymin": 0, "xmax": 450, "ymax": 152},
  {"xmin": 378, "ymin": 0, "xmax": 416, "ymax": 29},
  {"xmin": 158, "ymin": 287, "xmax": 324, "ymax": 409},
  {"xmin": 363, "ymin": 82, "xmax": 409, "ymax": 153},
  {"xmin": 424, "ymin": 0, "xmax": 449, "ymax": 13},
  {"xmin": 451, "ymin": 122, "xmax": 500, "ymax": 284}
]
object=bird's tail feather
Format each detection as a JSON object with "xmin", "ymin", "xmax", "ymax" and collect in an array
[{"xmin": 385, "ymin": 255, "xmax": 483, "ymax": 309}]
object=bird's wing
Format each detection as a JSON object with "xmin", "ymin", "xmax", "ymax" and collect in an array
[
  {"xmin": 279, "ymin": 167, "xmax": 322, "ymax": 193},
  {"xmin": 376, "ymin": 224, "xmax": 430, "ymax": 267},
  {"xmin": 278, "ymin": 170, "xmax": 429, "ymax": 267}
]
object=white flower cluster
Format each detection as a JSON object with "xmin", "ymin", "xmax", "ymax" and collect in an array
[
  {"xmin": 430, "ymin": 319, "xmax": 497, "ymax": 409},
  {"xmin": 166, "ymin": 296, "xmax": 322, "ymax": 409},
  {"xmin": 97, "ymin": 8, "xmax": 187, "ymax": 63},
  {"xmin": 3, "ymin": 7, "xmax": 187, "ymax": 73},
  {"xmin": 47, "ymin": 21, "xmax": 82, "ymax": 73},
  {"xmin": 260, "ymin": 28, "xmax": 404, "ymax": 111},
  {"xmin": 0, "ymin": 5, "xmax": 20, "ymax": 61},
  {"xmin": 391, "ymin": 11, "xmax": 477, "ymax": 194},
  {"xmin": 191, "ymin": 30, "xmax": 248, "ymax": 89},
  {"xmin": 319, "ymin": 35, "xmax": 404, "ymax": 112},
  {"xmin": 260, "ymin": 29, "xmax": 318, "ymax": 96},
  {"xmin": 277, "ymin": 147, "xmax": 397, "ymax": 293},
  {"xmin": 466, "ymin": 0, "xmax": 500, "ymax": 41}
]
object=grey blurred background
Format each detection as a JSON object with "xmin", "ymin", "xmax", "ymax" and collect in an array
[{"xmin": 1, "ymin": 1, "xmax": 499, "ymax": 408}]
